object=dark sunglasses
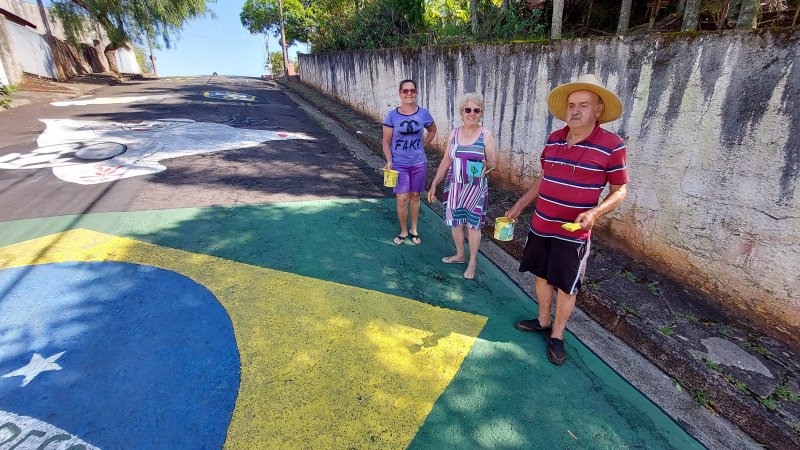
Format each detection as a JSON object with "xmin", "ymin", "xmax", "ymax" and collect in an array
[
  {"xmin": 463, "ymin": 107, "xmax": 482, "ymax": 114},
  {"xmin": 400, "ymin": 89, "xmax": 417, "ymax": 94}
]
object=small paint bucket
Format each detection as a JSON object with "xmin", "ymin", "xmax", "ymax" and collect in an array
[
  {"xmin": 383, "ymin": 169, "xmax": 399, "ymax": 188},
  {"xmin": 493, "ymin": 217, "xmax": 515, "ymax": 241}
]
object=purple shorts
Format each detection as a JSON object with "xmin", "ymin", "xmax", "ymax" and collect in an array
[{"xmin": 392, "ymin": 163, "xmax": 427, "ymax": 194}]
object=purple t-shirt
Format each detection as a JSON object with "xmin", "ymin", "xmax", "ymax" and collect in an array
[{"xmin": 383, "ymin": 106, "xmax": 435, "ymax": 166}]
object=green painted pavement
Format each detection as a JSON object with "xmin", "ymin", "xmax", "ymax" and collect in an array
[{"xmin": 0, "ymin": 199, "xmax": 703, "ymax": 449}]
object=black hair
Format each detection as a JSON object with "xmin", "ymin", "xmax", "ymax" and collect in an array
[{"xmin": 399, "ymin": 79, "xmax": 417, "ymax": 91}]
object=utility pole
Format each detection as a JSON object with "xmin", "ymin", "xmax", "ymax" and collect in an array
[
  {"xmin": 278, "ymin": 0, "xmax": 290, "ymax": 80},
  {"xmin": 36, "ymin": 0, "xmax": 65, "ymax": 81}
]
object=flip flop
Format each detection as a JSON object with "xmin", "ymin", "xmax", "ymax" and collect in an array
[
  {"xmin": 463, "ymin": 266, "xmax": 476, "ymax": 280},
  {"xmin": 393, "ymin": 234, "xmax": 407, "ymax": 245},
  {"xmin": 441, "ymin": 256, "xmax": 465, "ymax": 264},
  {"xmin": 409, "ymin": 233, "xmax": 422, "ymax": 245}
]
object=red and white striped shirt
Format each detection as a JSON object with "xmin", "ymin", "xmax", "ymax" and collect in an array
[{"xmin": 530, "ymin": 123, "xmax": 629, "ymax": 243}]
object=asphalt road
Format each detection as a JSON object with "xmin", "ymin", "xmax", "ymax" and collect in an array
[
  {"xmin": 0, "ymin": 76, "xmax": 384, "ymax": 220},
  {"xmin": 0, "ymin": 77, "xmax": 708, "ymax": 449}
]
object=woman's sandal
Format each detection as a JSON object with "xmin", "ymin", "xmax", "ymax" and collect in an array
[
  {"xmin": 393, "ymin": 234, "xmax": 407, "ymax": 245},
  {"xmin": 463, "ymin": 266, "xmax": 476, "ymax": 280},
  {"xmin": 441, "ymin": 256, "xmax": 466, "ymax": 264},
  {"xmin": 409, "ymin": 233, "xmax": 422, "ymax": 245}
]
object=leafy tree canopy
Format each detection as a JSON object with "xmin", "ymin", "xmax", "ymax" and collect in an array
[
  {"xmin": 51, "ymin": 0, "xmax": 213, "ymax": 50},
  {"xmin": 240, "ymin": 0, "xmax": 310, "ymax": 47}
]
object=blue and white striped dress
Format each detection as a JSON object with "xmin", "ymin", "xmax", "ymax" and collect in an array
[{"xmin": 444, "ymin": 127, "xmax": 489, "ymax": 229}]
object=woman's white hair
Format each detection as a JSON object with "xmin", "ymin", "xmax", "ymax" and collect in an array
[{"xmin": 459, "ymin": 92, "xmax": 485, "ymax": 112}]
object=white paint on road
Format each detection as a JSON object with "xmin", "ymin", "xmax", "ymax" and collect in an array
[
  {"xmin": 0, "ymin": 410, "xmax": 99, "ymax": 449},
  {"xmin": 1, "ymin": 352, "xmax": 65, "ymax": 387},
  {"xmin": 0, "ymin": 119, "xmax": 314, "ymax": 184},
  {"xmin": 50, "ymin": 94, "xmax": 174, "ymax": 106}
]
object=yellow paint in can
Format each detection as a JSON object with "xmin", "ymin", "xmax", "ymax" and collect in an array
[
  {"xmin": 383, "ymin": 169, "xmax": 399, "ymax": 188},
  {"xmin": 493, "ymin": 217, "xmax": 515, "ymax": 241}
]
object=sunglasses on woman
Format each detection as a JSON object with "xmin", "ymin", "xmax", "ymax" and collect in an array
[
  {"xmin": 400, "ymin": 89, "xmax": 417, "ymax": 94},
  {"xmin": 463, "ymin": 107, "xmax": 481, "ymax": 114}
]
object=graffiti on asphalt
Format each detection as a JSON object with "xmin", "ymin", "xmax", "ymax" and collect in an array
[
  {"xmin": 51, "ymin": 95, "xmax": 174, "ymax": 107},
  {"xmin": 0, "ymin": 411, "xmax": 98, "ymax": 450},
  {"xmin": 0, "ymin": 118, "xmax": 314, "ymax": 184},
  {"xmin": 203, "ymin": 91, "xmax": 257, "ymax": 102}
]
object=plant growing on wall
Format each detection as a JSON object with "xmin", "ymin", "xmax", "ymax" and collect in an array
[
  {"xmin": 51, "ymin": 0, "xmax": 213, "ymax": 51},
  {"xmin": 1, "ymin": 84, "xmax": 16, "ymax": 109}
]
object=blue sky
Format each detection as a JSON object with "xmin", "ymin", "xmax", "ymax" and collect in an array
[{"xmin": 152, "ymin": 1, "xmax": 304, "ymax": 77}]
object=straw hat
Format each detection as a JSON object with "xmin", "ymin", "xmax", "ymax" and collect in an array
[{"xmin": 547, "ymin": 74, "xmax": 623, "ymax": 124}]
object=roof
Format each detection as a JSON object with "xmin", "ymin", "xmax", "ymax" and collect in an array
[{"xmin": 0, "ymin": 7, "xmax": 37, "ymax": 29}]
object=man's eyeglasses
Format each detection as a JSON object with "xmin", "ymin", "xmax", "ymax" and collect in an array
[
  {"xmin": 464, "ymin": 107, "xmax": 481, "ymax": 114},
  {"xmin": 400, "ymin": 89, "xmax": 417, "ymax": 94}
]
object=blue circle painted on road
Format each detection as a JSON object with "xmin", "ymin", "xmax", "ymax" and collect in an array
[{"xmin": 0, "ymin": 262, "xmax": 240, "ymax": 449}]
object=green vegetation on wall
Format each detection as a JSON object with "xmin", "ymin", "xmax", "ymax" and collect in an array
[{"xmin": 1, "ymin": 84, "xmax": 16, "ymax": 109}]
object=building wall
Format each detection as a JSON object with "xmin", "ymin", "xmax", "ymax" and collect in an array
[
  {"xmin": 298, "ymin": 30, "xmax": 800, "ymax": 336},
  {"xmin": 5, "ymin": 20, "xmax": 56, "ymax": 78},
  {"xmin": 0, "ymin": 18, "xmax": 23, "ymax": 84}
]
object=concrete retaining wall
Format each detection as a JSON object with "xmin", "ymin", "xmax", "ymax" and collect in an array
[{"xmin": 298, "ymin": 30, "xmax": 800, "ymax": 338}]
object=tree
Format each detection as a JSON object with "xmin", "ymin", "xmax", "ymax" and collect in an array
[
  {"xmin": 240, "ymin": 0, "xmax": 310, "ymax": 47},
  {"xmin": 551, "ymin": 0, "xmax": 564, "ymax": 39},
  {"xmin": 269, "ymin": 51, "xmax": 285, "ymax": 78},
  {"xmin": 736, "ymin": 0, "xmax": 760, "ymax": 28},
  {"xmin": 51, "ymin": 0, "xmax": 212, "ymax": 51},
  {"xmin": 617, "ymin": 0, "xmax": 634, "ymax": 34},
  {"xmin": 681, "ymin": 0, "xmax": 702, "ymax": 31}
]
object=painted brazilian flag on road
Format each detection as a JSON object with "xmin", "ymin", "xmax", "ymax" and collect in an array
[{"xmin": 0, "ymin": 200, "xmax": 702, "ymax": 449}]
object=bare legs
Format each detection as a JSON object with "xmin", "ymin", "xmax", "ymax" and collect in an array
[
  {"xmin": 396, "ymin": 192, "xmax": 421, "ymax": 240},
  {"xmin": 445, "ymin": 225, "xmax": 482, "ymax": 278},
  {"xmin": 533, "ymin": 275, "xmax": 577, "ymax": 340}
]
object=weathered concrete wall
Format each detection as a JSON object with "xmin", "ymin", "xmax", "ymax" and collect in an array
[{"xmin": 298, "ymin": 30, "xmax": 800, "ymax": 338}]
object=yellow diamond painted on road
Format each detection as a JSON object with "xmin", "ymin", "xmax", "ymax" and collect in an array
[{"xmin": 0, "ymin": 229, "xmax": 487, "ymax": 449}]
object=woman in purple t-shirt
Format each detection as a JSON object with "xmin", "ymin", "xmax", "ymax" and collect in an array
[{"xmin": 382, "ymin": 79, "xmax": 437, "ymax": 245}]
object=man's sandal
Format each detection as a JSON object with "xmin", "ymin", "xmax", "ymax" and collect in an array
[
  {"xmin": 515, "ymin": 319, "xmax": 552, "ymax": 334},
  {"xmin": 409, "ymin": 233, "xmax": 422, "ymax": 245},
  {"xmin": 393, "ymin": 234, "xmax": 407, "ymax": 245}
]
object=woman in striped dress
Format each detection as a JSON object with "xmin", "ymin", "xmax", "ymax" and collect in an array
[{"xmin": 427, "ymin": 93, "xmax": 498, "ymax": 279}]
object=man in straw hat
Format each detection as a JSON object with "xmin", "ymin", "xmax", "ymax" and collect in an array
[{"xmin": 504, "ymin": 74, "xmax": 629, "ymax": 365}]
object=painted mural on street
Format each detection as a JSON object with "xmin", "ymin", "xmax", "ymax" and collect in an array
[
  {"xmin": 0, "ymin": 228, "xmax": 485, "ymax": 449},
  {"xmin": 0, "ymin": 119, "xmax": 313, "ymax": 184}
]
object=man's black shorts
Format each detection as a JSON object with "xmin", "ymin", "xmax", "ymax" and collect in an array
[{"xmin": 519, "ymin": 230, "xmax": 591, "ymax": 295}]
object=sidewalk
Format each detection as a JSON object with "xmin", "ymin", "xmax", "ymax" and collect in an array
[
  {"xmin": 3, "ymin": 73, "xmax": 131, "ymax": 109},
  {"xmin": 279, "ymin": 77, "xmax": 800, "ymax": 449}
]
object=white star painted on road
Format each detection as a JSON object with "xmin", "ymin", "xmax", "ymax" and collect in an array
[{"xmin": 2, "ymin": 352, "xmax": 65, "ymax": 387}]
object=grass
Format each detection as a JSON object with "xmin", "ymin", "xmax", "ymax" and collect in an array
[
  {"xmin": 659, "ymin": 325, "xmax": 674, "ymax": 336},
  {"xmin": 722, "ymin": 373, "xmax": 749, "ymax": 393},
  {"xmin": 703, "ymin": 358, "xmax": 722, "ymax": 372},
  {"xmin": 619, "ymin": 302, "xmax": 635, "ymax": 315},
  {"xmin": 675, "ymin": 311, "xmax": 701, "ymax": 323},
  {"xmin": 744, "ymin": 340, "xmax": 770, "ymax": 356},
  {"xmin": 692, "ymin": 389, "xmax": 711, "ymax": 410},
  {"xmin": 775, "ymin": 384, "xmax": 800, "ymax": 402},
  {"xmin": 620, "ymin": 269, "xmax": 637, "ymax": 283},
  {"xmin": 789, "ymin": 421, "xmax": 800, "ymax": 436},
  {"xmin": 645, "ymin": 281, "xmax": 661, "ymax": 297},
  {"xmin": 760, "ymin": 397, "xmax": 778, "ymax": 411}
]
